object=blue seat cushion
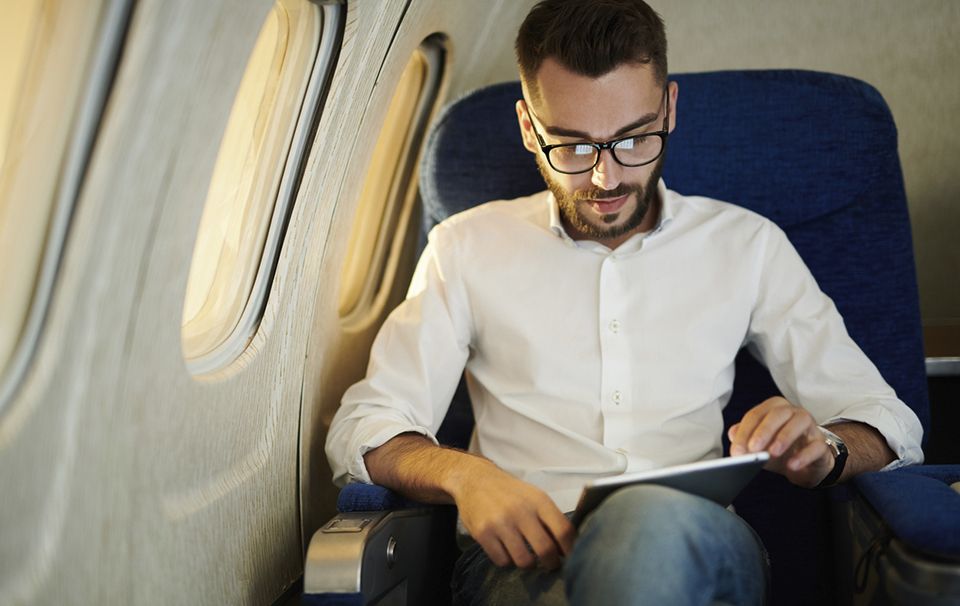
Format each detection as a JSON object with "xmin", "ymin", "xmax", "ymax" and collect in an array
[
  {"xmin": 303, "ymin": 593, "xmax": 363, "ymax": 606},
  {"xmin": 337, "ymin": 482, "xmax": 423, "ymax": 513},
  {"xmin": 854, "ymin": 465, "xmax": 960, "ymax": 561}
]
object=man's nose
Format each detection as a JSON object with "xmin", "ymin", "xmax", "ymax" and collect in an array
[{"xmin": 591, "ymin": 149, "xmax": 622, "ymax": 191}]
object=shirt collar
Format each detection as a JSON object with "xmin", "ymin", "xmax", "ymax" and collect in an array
[
  {"xmin": 547, "ymin": 191, "xmax": 572, "ymax": 242},
  {"xmin": 546, "ymin": 178, "xmax": 677, "ymax": 243}
]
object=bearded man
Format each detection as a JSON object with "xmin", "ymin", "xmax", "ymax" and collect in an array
[{"xmin": 326, "ymin": 1, "xmax": 924, "ymax": 604}]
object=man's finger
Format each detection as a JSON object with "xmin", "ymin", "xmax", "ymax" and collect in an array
[
  {"xmin": 499, "ymin": 527, "xmax": 537, "ymax": 569},
  {"xmin": 480, "ymin": 537, "xmax": 511, "ymax": 568},
  {"xmin": 769, "ymin": 411, "xmax": 814, "ymax": 457},
  {"xmin": 788, "ymin": 436, "xmax": 829, "ymax": 472},
  {"xmin": 516, "ymin": 517, "xmax": 561, "ymax": 569},
  {"xmin": 746, "ymin": 404, "xmax": 794, "ymax": 452},
  {"xmin": 541, "ymin": 506, "xmax": 577, "ymax": 557},
  {"xmin": 730, "ymin": 399, "xmax": 776, "ymax": 450}
]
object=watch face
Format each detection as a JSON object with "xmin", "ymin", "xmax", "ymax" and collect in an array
[
  {"xmin": 819, "ymin": 426, "xmax": 848, "ymax": 460},
  {"xmin": 816, "ymin": 426, "xmax": 848, "ymax": 488}
]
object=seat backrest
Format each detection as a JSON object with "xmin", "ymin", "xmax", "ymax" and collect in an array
[{"xmin": 419, "ymin": 70, "xmax": 929, "ymax": 604}]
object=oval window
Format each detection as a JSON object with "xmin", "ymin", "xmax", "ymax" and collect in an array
[
  {"xmin": 339, "ymin": 37, "xmax": 447, "ymax": 329},
  {"xmin": 0, "ymin": 0, "xmax": 126, "ymax": 406},
  {"xmin": 182, "ymin": 0, "xmax": 341, "ymax": 375}
]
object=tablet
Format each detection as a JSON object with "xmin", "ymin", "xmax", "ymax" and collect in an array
[{"xmin": 570, "ymin": 451, "xmax": 770, "ymax": 527}]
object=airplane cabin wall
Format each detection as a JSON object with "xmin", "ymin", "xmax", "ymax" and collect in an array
[
  {"xmin": 300, "ymin": 0, "xmax": 538, "ymax": 548},
  {"xmin": 1, "ymin": 1, "xmax": 301, "ymax": 604},
  {"xmin": 0, "ymin": 0, "xmax": 537, "ymax": 604},
  {"xmin": 0, "ymin": 1, "xmax": 954, "ymax": 605}
]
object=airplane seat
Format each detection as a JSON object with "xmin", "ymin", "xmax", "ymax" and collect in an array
[{"xmin": 305, "ymin": 70, "xmax": 960, "ymax": 605}]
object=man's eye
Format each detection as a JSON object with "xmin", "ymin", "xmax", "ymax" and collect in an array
[
  {"xmin": 555, "ymin": 144, "xmax": 593, "ymax": 158},
  {"xmin": 621, "ymin": 136, "xmax": 647, "ymax": 150}
]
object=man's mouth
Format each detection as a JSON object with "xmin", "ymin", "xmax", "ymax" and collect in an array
[{"xmin": 587, "ymin": 194, "xmax": 629, "ymax": 215}]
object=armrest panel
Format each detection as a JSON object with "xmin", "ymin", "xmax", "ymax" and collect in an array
[{"xmin": 305, "ymin": 506, "xmax": 459, "ymax": 605}]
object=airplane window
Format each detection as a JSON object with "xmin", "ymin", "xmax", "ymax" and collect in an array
[
  {"xmin": 338, "ymin": 37, "xmax": 447, "ymax": 328},
  {"xmin": 182, "ymin": 0, "xmax": 341, "ymax": 374},
  {"xmin": 0, "ymin": 0, "xmax": 46, "ymax": 382},
  {"xmin": 0, "ymin": 0, "xmax": 123, "ymax": 402}
]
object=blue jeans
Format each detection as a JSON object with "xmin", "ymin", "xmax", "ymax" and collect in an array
[{"xmin": 451, "ymin": 484, "xmax": 769, "ymax": 605}]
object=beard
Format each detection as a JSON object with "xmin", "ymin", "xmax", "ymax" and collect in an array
[{"xmin": 536, "ymin": 153, "xmax": 665, "ymax": 241}]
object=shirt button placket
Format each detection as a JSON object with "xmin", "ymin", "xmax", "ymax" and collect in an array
[{"xmin": 598, "ymin": 253, "xmax": 631, "ymax": 450}]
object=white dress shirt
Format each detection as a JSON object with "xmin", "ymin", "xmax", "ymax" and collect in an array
[{"xmin": 326, "ymin": 180, "xmax": 925, "ymax": 513}]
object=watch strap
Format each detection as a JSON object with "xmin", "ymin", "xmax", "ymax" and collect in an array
[{"xmin": 814, "ymin": 426, "xmax": 848, "ymax": 489}]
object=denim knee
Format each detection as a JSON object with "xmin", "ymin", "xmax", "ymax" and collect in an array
[
  {"xmin": 565, "ymin": 484, "xmax": 767, "ymax": 606},
  {"xmin": 583, "ymin": 483, "xmax": 723, "ymax": 536}
]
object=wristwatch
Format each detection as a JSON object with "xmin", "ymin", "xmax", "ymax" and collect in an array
[{"xmin": 814, "ymin": 426, "xmax": 848, "ymax": 489}]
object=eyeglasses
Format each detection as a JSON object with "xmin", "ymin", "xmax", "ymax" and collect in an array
[{"xmin": 525, "ymin": 87, "xmax": 670, "ymax": 175}]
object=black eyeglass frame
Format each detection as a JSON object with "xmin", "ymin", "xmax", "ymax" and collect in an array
[{"xmin": 525, "ymin": 86, "xmax": 671, "ymax": 175}]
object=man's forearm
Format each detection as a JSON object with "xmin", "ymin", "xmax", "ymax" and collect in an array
[
  {"xmin": 362, "ymin": 432, "xmax": 495, "ymax": 504},
  {"xmin": 828, "ymin": 421, "xmax": 897, "ymax": 482}
]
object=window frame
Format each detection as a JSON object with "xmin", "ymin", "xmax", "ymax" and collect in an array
[
  {"xmin": 0, "ymin": 0, "xmax": 135, "ymax": 411},
  {"xmin": 182, "ymin": 1, "xmax": 345, "ymax": 376},
  {"xmin": 338, "ymin": 35, "xmax": 448, "ymax": 331}
]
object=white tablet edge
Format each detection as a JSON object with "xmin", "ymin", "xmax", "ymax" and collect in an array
[{"xmin": 585, "ymin": 451, "xmax": 771, "ymax": 490}]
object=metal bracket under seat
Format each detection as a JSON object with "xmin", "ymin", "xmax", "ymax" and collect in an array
[{"xmin": 847, "ymin": 489, "xmax": 960, "ymax": 605}]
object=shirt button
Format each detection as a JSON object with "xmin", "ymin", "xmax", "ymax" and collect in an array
[
  {"xmin": 612, "ymin": 390, "xmax": 622, "ymax": 404},
  {"xmin": 609, "ymin": 319, "xmax": 620, "ymax": 333}
]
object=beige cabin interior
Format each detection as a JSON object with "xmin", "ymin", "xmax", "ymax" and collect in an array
[{"xmin": 0, "ymin": 0, "xmax": 956, "ymax": 603}]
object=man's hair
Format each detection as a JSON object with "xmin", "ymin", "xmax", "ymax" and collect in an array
[{"xmin": 515, "ymin": 0, "xmax": 667, "ymax": 101}]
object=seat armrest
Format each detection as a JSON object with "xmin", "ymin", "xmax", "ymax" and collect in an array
[
  {"xmin": 925, "ymin": 357, "xmax": 960, "ymax": 378},
  {"xmin": 853, "ymin": 465, "xmax": 960, "ymax": 561},
  {"xmin": 305, "ymin": 506, "xmax": 459, "ymax": 605}
]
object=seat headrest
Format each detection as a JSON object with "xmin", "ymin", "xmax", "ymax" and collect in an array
[
  {"xmin": 420, "ymin": 70, "xmax": 901, "ymax": 233},
  {"xmin": 420, "ymin": 81, "xmax": 541, "ymax": 234}
]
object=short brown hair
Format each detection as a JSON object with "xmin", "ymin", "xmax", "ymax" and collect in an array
[{"xmin": 516, "ymin": 0, "xmax": 667, "ymax": 101}]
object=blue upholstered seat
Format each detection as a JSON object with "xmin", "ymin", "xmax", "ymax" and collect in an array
[
  {"xmin": 854, "ymin": 466, "xmax": 960, "ymax": 561},
  {"xmin": 333, "ymin": 70, "xmax": 957, "ymax": 604}
]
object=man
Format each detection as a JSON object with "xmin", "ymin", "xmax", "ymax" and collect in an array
[{"xmin": 326, "ymin": 1, "xmax": 924, "ymax": 604}]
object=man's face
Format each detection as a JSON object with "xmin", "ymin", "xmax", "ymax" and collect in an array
[
  {"xmin": 516, "ymin": 59, "xmax": 677, "ymax": 245},
  {"xmin": 534, "ymin": 140, "xmax": 665, "ymax": 243}
]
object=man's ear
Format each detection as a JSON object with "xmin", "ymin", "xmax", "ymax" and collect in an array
[
  {"xmin": 515, "ymin": 99, "xmax": 540, "ymax": 154},
  {"xmin": 667, "ymin": 80, "xmax": 679, "ymax": 134}
]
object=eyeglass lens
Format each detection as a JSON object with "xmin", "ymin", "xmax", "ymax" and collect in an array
[{"xmin": 548, "ymin": 135, "xmax": 663, "ymax": 173}]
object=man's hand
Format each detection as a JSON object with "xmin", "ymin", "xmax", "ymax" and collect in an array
[
  {"xmin": 728, "ymin": 396, "xmax": 833, "ymax": 488},
  {"xmin": 363, "ymin": 433, "xmax": 575, "ymax": 570},
  {"xmin": 450, "ymin": 459, "xmax": 576, "ymax": 570}
]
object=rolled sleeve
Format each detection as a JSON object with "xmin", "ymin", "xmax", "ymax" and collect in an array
[
  {"xmin": 330, "ymin": 414, "xmax": 439, "ymax": 486},
  {"xmin": 325, "ymin": 223, "xmax": 472, "ymax": 487}
]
